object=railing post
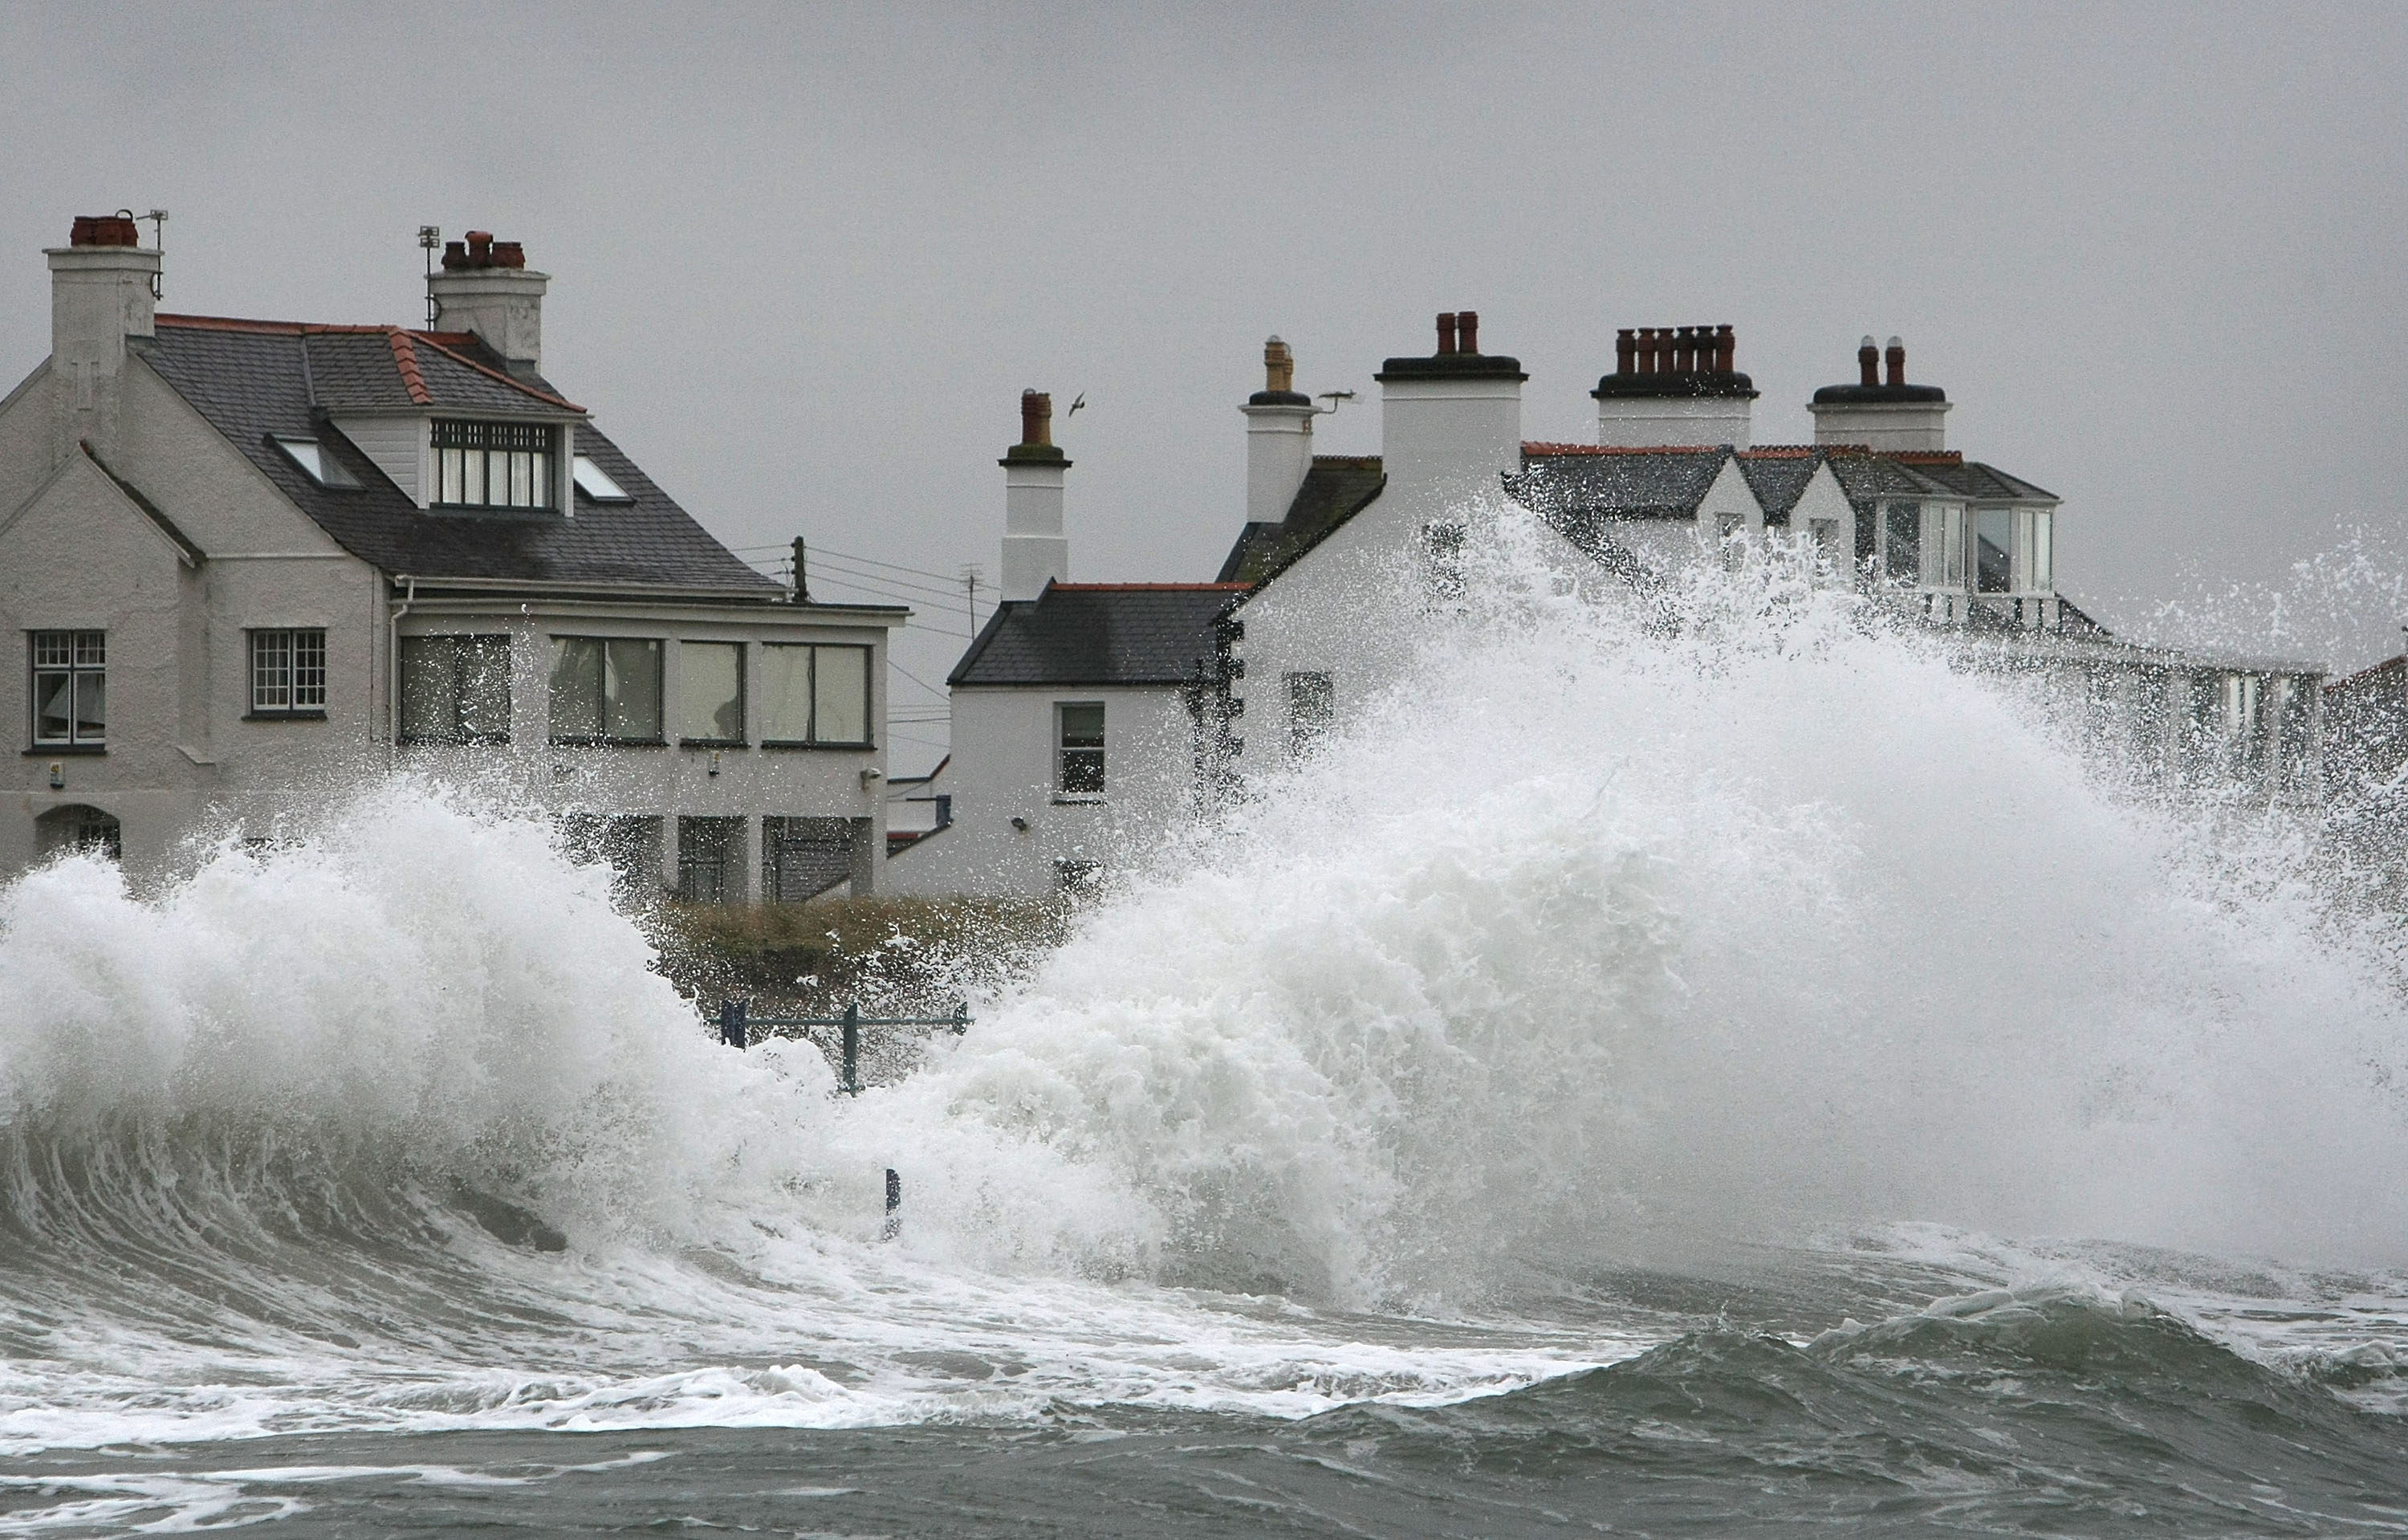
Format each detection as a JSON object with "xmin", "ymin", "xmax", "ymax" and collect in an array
[
  {"xmin": 719, "ymin": 997, "xmax": 748, "ymax": 1049},
  {"xmin": 882, "ymin": 1167, "xmax": 901, "ymax": 1241},
  {"xmin": 841, "ymin": 1002, "xmax": 860, "ymax": 1095}
]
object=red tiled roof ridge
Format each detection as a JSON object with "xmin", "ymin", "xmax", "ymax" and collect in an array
[
  {"xmin": 1887, "ymin": 450, "xmax": 1965, "ymax": 464},
  {"xmin": 1051, "ymin": 582, "xmax": 1248, "ymax": 593},
  {"xmin": 1737, "ymin": 445, "xmax": 1820, "ymax": 458},
  {"xmin": 384, "ymin": 329, "xmax": 433, "ymax": 405},
  {"xmin": 1310, "ymin": 454, "xmax": 1382, "ymax": 466},
  {"xmin": 408, "ymin": 331, "xmax": 584, "ymax": 414}
]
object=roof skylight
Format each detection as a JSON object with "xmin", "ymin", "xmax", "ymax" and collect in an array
[
  {"xmin": 573, "ymin": 455, "xmax": 633, "ymax": 502},
  {"xmin": 270, "ymin": 434, "xmax": 360, "ymax": 489}
]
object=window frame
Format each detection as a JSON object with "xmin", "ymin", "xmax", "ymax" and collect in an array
[
  {"xmin": 399, "ymin": 634, "xmax": 515, "ymax": 745},
  {"xmin": 432, "ymin": 420, "xmax": 557, "ymax": 511},
  {"xmin": 677, "ymin": 640, "xmax": 748, "ymax": 748},
  {"xmin": 28, "ymin": 629, "xmax": 106, "ymax": 750},
  {"xmin": 269, "ymin": 434, "xmax": 362, "ymax": 489},
  {"xmin": 246, "ymin": 627, "xmax": 329, "ymax": 719},
  {"xmin": 758, "ymin": 642, "xmax": 876, "ymax": 749},
  {"xmin": 1056, "ymin": 700, "xmax": 1105, "ymax": 796},
  {"xmin": 547, "ymin": 634, "xmax": 665, "ymax": 747}
]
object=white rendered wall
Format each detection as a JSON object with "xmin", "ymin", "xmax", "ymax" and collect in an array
[
  {"xmin": 1595, "ymin": 396, "xmax": 1753, "ymax": 449},
  {"xmin": 1808, "ymin": 401, "xmax": 1951, "ymax": 452},
  {"xmin": 885, "ymin": 683, "xmax": 1199, "ymax": 897}
]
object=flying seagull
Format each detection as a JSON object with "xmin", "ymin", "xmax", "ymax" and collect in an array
[{"xmin": 1066, "ymin": 393, "xmax": 1086, "ymax": 417}]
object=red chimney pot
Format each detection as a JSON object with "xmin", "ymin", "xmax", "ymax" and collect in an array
[
  {"xmin": 492, "ymin": 240, "xmax": 526, "ymax": 269},
  {"xmin": 1885, "ymin": 336, "xmax": 1906, "ymax": 388},
  {"xmin": 1714, "ymin": 324, "xmax": 1735, "ymax": 373},
  {"xmin": 1019, "ymin": 389, "xmax": 1052, "ymax": 447},
  {"xmin": 1457, "ymin": 311, "xmax": 1480, "ymax": 354},
  {"xmin": 1435, "ymin": 312, "xmax": 1458, "ymax": 354},
  {"xmin": 1616, "ymin": 328, "xmax": 1637, "ymax": 375},
  {"xmin": 1858, "ymin": 336, "xmax": 1879, "ymax": 388}
]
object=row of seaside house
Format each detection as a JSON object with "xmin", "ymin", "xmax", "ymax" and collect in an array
[{"xmin": 0, "ymin": 216, "xmax": 2343, "ymax": 897}]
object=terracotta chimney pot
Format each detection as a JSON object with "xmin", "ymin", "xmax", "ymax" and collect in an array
[
  {"xmin": 1858, "ymin": 335, "xmax": 1879, "ymax": 387},
  {"xmin": 1616, "ymin": 328, "xmax": 1637, "ymax": 374},
  {"xmin": 1019, "ymin": 388, "xmax": 1052, "ymax": 447},
  {"xmin": 1885, "ymin": 336, "xmax": 1906, "ymax": 387},
  {"xmin": 1435, "ymin": 312, "xmax": 1458, "ymax": 354},
  {"xmin": 1457, "ymin": 310, "xmax": 1480, "ymax": 354}
]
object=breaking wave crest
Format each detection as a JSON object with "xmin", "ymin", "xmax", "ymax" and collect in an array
[{"xmin": 5, "ymin": 537, "xmax": 2408, "ymax": 1456}]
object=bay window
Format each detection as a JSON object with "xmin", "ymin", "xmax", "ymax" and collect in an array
[{"xmin": 1975, "ymin": 508, "xmax": 2014, "ymax": 594}]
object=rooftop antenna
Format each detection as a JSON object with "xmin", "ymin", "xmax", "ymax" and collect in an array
[
  {"xmin": 418, "ymin": 226, "xmax": 441, "ymax": 327},
  {"xmin": 136, "ymin": 210, "xmax": 166, "ymax": 298},
  {"xmin": 791, "ymin": 536, "xmax": 811, "ymax": 603},
  {"xmin": 1314, "ymin": 389, "xmax": 1357, "ymax": 416},
  {"xmin": 962, "ymin": 564, "xmax": 984, "ymax": 632}
]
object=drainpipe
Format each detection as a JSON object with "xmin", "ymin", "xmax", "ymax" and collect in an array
[{"xmin": 388, "ymin": 575, "xmax": 415, "ymax": 755}]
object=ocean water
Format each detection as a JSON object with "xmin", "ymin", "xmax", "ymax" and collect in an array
[{"xmin": 6, "ymin": 538, "xmax": 2408, "ymax": 1535}]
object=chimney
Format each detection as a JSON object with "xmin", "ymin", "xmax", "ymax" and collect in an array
[
  {"xmin": 1592, "ymin": 320, "xmax": 1756, "ymax": 447},
  {"xmin": 1241, "ymin": 334, "xmax": 1315, "ymax": 528},
  {"xmin": 1376, "ymin": 309, "xmax": 1525, "ymax": 527},
  {"xmin": 1810, "ymin": 332, "xmax": 1951, "ymax": 451},
  {"xmin": 46, "ymin": 213, "xmax": 160, "ymax": 466},
  {"xmin": 426, "ymin": 228, "xmax": 548, "ymax": 377},
  {"xmin": 1000, "ymin": 389, "xmax": 1071, "ymax": 602}
]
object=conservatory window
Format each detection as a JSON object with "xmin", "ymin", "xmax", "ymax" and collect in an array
[{"xmin": 1975, "ymin": 508, "xmax": 2014, "ymax": 594}]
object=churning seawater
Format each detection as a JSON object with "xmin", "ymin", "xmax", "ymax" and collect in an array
[{"xmin": 8, "ymin": 536, "xmax": 2408, "ymax": 1535}]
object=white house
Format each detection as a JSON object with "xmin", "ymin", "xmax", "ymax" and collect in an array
[
  {"xmin": 885, "ymin": 391, "xmax": 1238, "ymax": 894},
  {"xmin": 0, "ymin": 215, "xmax": 907, "ymax": 898}
]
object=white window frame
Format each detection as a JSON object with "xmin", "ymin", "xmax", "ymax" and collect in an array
[
  {"xmin": 29, "ymin": 629, "xmax": 105, "ymax": 748},
  {"xmin": 248, "ymin": 628, "xmax": 327, "ymax": 717}
]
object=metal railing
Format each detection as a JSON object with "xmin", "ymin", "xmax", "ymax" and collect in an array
[{"xmin": 717, "ymin": 998, "xmax": 970, "ymax": 1094}]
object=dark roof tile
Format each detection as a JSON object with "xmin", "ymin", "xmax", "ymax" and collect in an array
[{"xmin": 950, "ymin": 583, "xmax": 1240, "ymax": 686}]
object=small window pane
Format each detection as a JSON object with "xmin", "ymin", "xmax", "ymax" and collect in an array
[
  {"xmin": 1975, "ymin": 508, "xmax": 2013, "ymax": 594},
  {"xmin": 75, "ymin": 673, "xmax": 104, "ymax": 739},
  {"xmin": 812, "ymin": 646, "xmax": 868, "ymax": 744},
  {"xmin": 292, "ymin": 630, "xmax": 327, "ymax": 709},
  {"xmin": 602, "ymin": 639, "xmax": 661, "ymax": 740},
  {"xmin": 1059, "ymin": 702, "xmax": 1104, "ymax": 793},
  {"xmin": 681, "ymin": 642, "xmax": 744, "ymax": 742},
  {"xmin": 2031, "ymin": 511, "xmax": 2052, "ymax": 591},
  {"xmin": 34, "ymin": 670, "xmax": 71, "ymax": 743},
  {"xmin": 550, "ymin": 638, "xmax": 602, "ymax": 739},
  {"xmin": 760, "ymin": 644, "xmax": 812, "ymax": 741},
  {"xmin": 1885, "ymin": 503, "xmax": 1920, "ymax": 582},
  {"xmin": 252, "ymin": 631, "xmax": 291, "ymax": 711}
]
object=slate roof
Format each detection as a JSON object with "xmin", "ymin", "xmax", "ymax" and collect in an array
[
  {"xmin": 1824, "ymin": 449, "xmax": 2056, "ymax": 514},
  {"xmin": 1215, "ymin": 456, "xmax": 1386, "ymax": 585},
  {"xmin": 131, "ymin": 316, "xmax": 783, "ymax": 595},
  {"xmin": 1504, "ymin": 445, "xmax": 1734, "ymax": 523},
  {"xmin": 949, "ymin": 583, "xmax": 1243, "ymax": 687}
]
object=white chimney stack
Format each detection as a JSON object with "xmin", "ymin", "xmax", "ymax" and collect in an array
[
  {"xmin": 1592, "ymin": 323, "xmax": 1755, "ymax": 447},
  {"xmin": 46, "ymin": 213, "xmax": 158, "ymax": 465},
  {"xmin": 999, "ymin": 389, "xmax": 1069, "ymax": 602},
  {"xmin": 1240, "ymin": 335, "xmax": 1314, "ymax": 526},
  {"xmin": 1808, "ymin": 334, "xmax": 1951, "ymax": 451},
  {"xmin": 1377, "ymin": 310, "xmax": 1524, "ymax": 519},
  {"xmin": 427, "ymin": 230, "xmax": 547, "ymax": 377}
]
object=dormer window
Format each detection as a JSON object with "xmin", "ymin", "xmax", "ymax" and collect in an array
[{"xmin": 434, "ymin": 420, "xmax": 552, "ymax": 509}]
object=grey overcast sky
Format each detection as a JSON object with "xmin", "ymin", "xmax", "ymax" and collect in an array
[{"xmin": 3, "ymin": 2, "xmax": 2403, "ymax": 765}]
